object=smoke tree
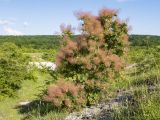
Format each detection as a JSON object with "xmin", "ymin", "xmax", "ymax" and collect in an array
[{"xmin": 44, "ymin": 7, "xmax": 129, "ymax": 110}]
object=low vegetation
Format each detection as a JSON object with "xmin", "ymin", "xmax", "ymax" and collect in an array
[
  {"xmin": 1, "ymin": 43, "xmax": 159, "ymax": 120},
  {"xmin": 109, "ymin": 45, "xmax": 160, "ymax": 120}
]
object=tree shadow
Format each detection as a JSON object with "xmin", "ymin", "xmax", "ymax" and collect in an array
[
  {"xmin": 131, "ymin": 75, "xmax": 159, "ymax": 87},
  {"xmin": 15, "ymin": 100, "xmax": 60, "ymax": 120}
]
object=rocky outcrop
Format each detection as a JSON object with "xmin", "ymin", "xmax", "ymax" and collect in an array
[{"xmin": 65, "ymin": 90, "xmax": 134, "ymax": 120}]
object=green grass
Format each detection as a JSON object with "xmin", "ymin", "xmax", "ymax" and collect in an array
[
  {"xmin": 0, "ymin": 71, "xmax": 66, "ymax": 120},
  {"xmin": 99, "ymin": 46, "xmax": 160, "ymax": 120}
]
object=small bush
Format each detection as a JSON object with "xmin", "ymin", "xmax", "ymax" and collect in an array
[
  {"xmin": 44, "ymin": 7, "xmax": 128, "ymax": 110},
  {"xmin": 0, "ymin": 43, "xmax": 36, "ymax": 99}
]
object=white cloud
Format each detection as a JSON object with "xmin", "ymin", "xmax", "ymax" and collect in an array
[
  {"xmin": 0, "ymin": 19, "xmax": 26, "ymax": 35},
  {"xmin": 0, "ymin": 20, "xmax": 13, "ymax": 26},
  {"xmin": 4, "ymin": 27, "xmax": 24, "ymax": 35},
  {"xmin": 23, "ymin": 22, "xmax": 29, "ymax": 27}
]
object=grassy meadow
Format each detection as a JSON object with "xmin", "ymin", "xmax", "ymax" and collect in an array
[{"xmin": 0, "ymin": 35, "xmax": 159, "ymax": 120}]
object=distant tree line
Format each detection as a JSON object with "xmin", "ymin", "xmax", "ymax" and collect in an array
[
  {"xmin": 0, "ymin": 35, "xmax": 159, "ymax": 50},
  {"xmin": 129, "ymin": 35, "xmax": 160, "ymax": 46},
  {"xmin": 0, "ymin": 35, "xmax": 61, "ymax": 49}
]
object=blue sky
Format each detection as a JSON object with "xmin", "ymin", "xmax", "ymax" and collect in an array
[{"xmin": 0, "ymin": 0, "xmax": 159, "ymax": 35}]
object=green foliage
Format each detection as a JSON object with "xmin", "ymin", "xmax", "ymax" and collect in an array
[
  {"xmin": 128, "ymin": 46, "xmax": 160, "ymax": 73},
  {"xmin": 0, "ymin": 35, "xmax": 61, "ymax": 50},
  {"xmin": 42, "ymin": 50, "xmax": 57, "ymax": 62},
  {"xmin": 129, "ymin": 35, "xmax": 160, "ymax": 46},
  {"xmin": 0, "ymin": 42, "xmax": 36, "ymax": 99},
  {"xmin": 0, "ymin": 35, "xmax": 159, "ymax": 52}
]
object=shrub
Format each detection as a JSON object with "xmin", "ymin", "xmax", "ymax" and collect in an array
[
  {"xmin": 44, "ymin": 7, "xmax": 129, "ymax": 110},
  {"xmin": 0, "ymin": 42, "xmax": 36, "ymax": 99},
  {"xmin": 43, "ymin": 80, "xmax": 85, "ymax": 111}
]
